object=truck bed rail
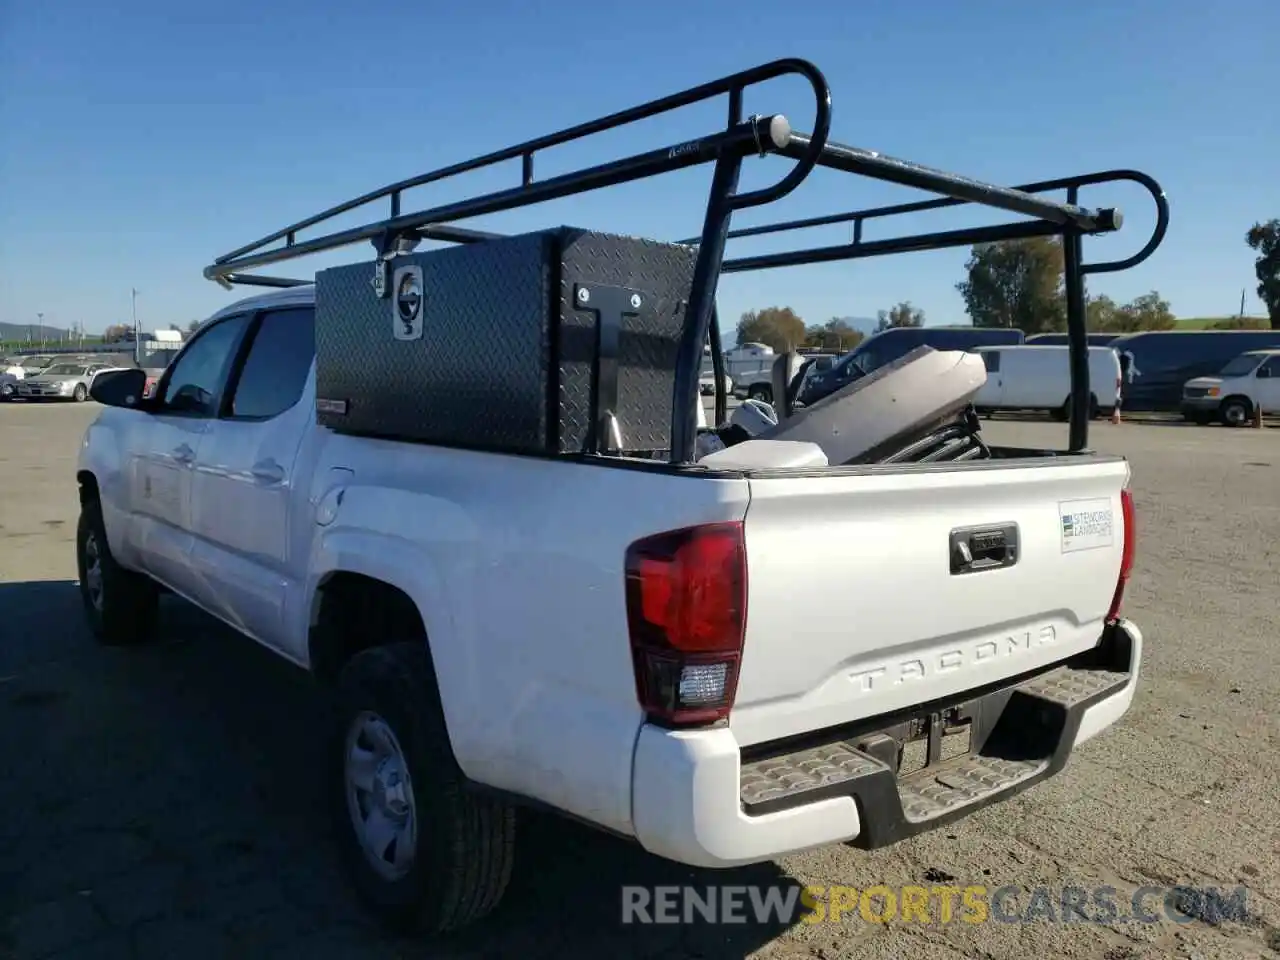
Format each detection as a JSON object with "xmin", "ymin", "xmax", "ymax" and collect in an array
[{"xmin": 204, "ymin": 57, "xmax": 1167, "ymax": 460}]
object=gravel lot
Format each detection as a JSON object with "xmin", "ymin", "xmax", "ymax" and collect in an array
[{"xmin": 1, "ymin": 400, "xmax": 1278, "ymax": 960}]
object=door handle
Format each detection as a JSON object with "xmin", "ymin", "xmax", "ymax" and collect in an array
[
  {"xmin": 950, "ymin": 523, "xmax": 1019, "ymax": 575},
  {"xmin": 171, "ymin": 443, "xmax": 195, "ymax": 465},
  {"xmin": 250, "ymin": 460, "xmax": 286, "ymax": 485}
]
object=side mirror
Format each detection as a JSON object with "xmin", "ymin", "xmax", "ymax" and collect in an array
[{"xmin": 89, "ymin": 367, "xmax": 150, "ymax": 409}]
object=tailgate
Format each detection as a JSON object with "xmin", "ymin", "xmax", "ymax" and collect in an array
[{"xmin": 731, "ymin": 457, "xmax": 1129, "ymax": 747}]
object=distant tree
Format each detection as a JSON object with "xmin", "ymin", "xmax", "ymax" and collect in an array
[
  {"xmin": 876, "ymin": 302, "xmax": 925, "ymax": 332},
  {"xmin": 805, "ymin": 317, "xmax": 865, "ymax": 351},
  {"xmin": 1245, "ymin": 219, "xmax": 1280, "ymax": 328},
  {"xmin": 103, "ymin": 323, "xmax": 130, "ymax": 343},
  {"xmin": 1112, "ymin": 291, "xmax": 1176, "ymax": 332},
  {"xmin": 1086, "ymin": 294, "xmax": 1120, "ymax": 331},
  {"xmin": 187, "ymin": 319, "xmax": 202, "ymax": 333},
  {"xmin": 736, "ymin": 307, "xmax": 806, "ymax": 353},
  {"xmin": 1208, "ymin": 315, "xmax": 1269, "ymax": 330},
  {"xmin": 957, "ymin": 237, "xmax": 1065, "ymax": 333}
]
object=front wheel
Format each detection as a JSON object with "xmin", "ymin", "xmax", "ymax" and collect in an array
[
  {"xmin": 747, "ymin": 383, "xmax": 773, "ymax": 404},
  {"xmin": 1219, "ymin": 397, "xmax": 1252, "ymax": 427},
  {"xmin": 73, "ymin": 383, "xmax": 88, "ymax": 402},
  {"xmin": 332, "ymin": 643, "xmax": 515, "ymax": 934},
  {"xmin": 76, "ymin": 499, "xmax": 159, "ymax": 645}
]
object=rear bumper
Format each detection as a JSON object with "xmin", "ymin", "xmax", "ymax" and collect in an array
[{"xmin": 631, "ymin": 619, "xmax": 1142, "ymax": 869}]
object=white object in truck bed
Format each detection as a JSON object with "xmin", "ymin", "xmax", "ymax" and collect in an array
[
  {"xmin": 698, "ymin": 439, "xmax": 829, "ymax": 470},
  {"xmin": 758, "ymin": 345, "xmax": 987, "ymax": 465}
]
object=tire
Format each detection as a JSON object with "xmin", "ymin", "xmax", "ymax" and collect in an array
[
  {"xmin": 1219, "ymin": 397, "xmax": 1252, "ymax": 428},
  {"xmin": 1055, "ymin": 395, "xmax": 1099, "ymax": 422},
  {"xmin": 73, "ymin": 383, "xmax": 88, "ymax": 402},
  {"xmin": 76, "ymin": 498, "xmax": 159, "ymax": 646},
  {"xmin": 0, "ymin": 382, "xmax": 13, "ymax": 400},
  {"xmin": 747, "ymin": 383, "xmax": 773, "ymax": 404},
  {"xmin": 332, "ymin": 642, "xmax": 515, "ymax": 935}
]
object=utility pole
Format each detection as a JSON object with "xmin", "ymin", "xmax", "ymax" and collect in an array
[
  {"xmin": 1239, "ymin": 288, "xmax": 1246, "ymax": 319},
  {"xmin": 37, "ymin": 312, "xmax": 44, "ymax": 346},
  {"xmin": 131, "ymin": 288, "xmax": 140, "ymax": 366}
]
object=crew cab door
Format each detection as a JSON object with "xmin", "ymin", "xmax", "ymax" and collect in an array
[
  {"xmin": 127, "ymin": 313, "xmax": 252, "ymax": 595},
  {"xmin": 188, "ymin": 306, "xmax": 316, "ymax": 655}
]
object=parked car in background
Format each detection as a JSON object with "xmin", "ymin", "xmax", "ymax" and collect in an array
[
  {"xmin": 15, "ymin": 355, "xmax": 58, "ymax": 376},
  {"xmin": 2, "ymin": 357, "xmax": 28, "ymax": 399},
  {"xmin": 698, "ymin": 367, "xmax": 733, "ymax": 396},
  {"xmin": 971, "ymin": 345, "xmax": 1122, "ymax": 420},
  {"xmin": 14, "ymin": 362, "xmax": 125, "ymax": 402},
  {"xmin": 1180, "ymin": 349, "xmax": 1280, "ymax": 425},
  {"xmin": 797, "ymin": 327, "xmax": 1025, "ymax": 406},
  {"xmin": 1025, "ymin": 332, "xmax": 1123, "ymax": 346}
]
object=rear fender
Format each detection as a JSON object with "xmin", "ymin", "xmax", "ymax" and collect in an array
[{"xmin": 306, "ymin": 526, "xmax": 478, "ymax": 765}]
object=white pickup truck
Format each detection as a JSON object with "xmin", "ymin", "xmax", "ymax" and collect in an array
[
  {"xmin": 76, "ymin": 284, "xmax": 1142, "ymax": 928},
  {"xmin": 73, "ymin": 58, "xmax": 1166, "ymax": 936}
]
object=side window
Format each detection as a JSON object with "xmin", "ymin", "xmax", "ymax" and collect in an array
[
  {"xmin": 157, "ymin": 314, "xmax": 251, "ymax": 416},
  {"xmin": 1258, "ymin": 356, "xmax": 1280, "ymax": 378},
  {"xmin": 981, "ymin": 351, "xmax": 1000, "ymax": 373},
  {"xmin": 228, "ymin": 308, "xmax": 316, "ymax": 419}
]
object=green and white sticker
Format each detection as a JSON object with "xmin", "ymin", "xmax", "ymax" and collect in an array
[{"xmin": 1058, "ymin": 498, "xmax": 1115, "ymax": 553}]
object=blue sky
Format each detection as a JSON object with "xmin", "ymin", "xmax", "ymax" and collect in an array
[{"xmin": 1, "ymin": 0, "xmax": 1274, "ymax": 338}]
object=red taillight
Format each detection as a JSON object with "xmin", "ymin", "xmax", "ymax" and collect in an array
[
  {"xmin": 1106, "ymin": 488, "xmax": 1136, "ymax": 621},
  {"xmin": 625, "ymin": 522, "xmax": 747, "ymax": 727}
]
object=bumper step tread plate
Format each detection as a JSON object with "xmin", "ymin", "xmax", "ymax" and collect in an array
[{"xmin": 739, "ymin": 662, "xmax": 1130, "ymax": 831}]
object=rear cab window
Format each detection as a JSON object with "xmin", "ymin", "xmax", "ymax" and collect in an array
[{"xmin": 226, "ymin": 307, "xmax": 316, "ymax": 420}]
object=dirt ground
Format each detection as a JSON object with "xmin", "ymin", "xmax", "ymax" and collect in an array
[{"xmin": 1, "ymin": 400, "xmax": 1277, "ymax": 959}]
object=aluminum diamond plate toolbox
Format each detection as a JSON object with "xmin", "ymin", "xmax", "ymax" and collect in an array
[{"xmin": 314, "ymin": 227, "xmax": 696, "ymax": 456}]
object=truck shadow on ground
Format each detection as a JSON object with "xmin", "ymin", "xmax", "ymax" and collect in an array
[{"xmin": 0, "ymin": 580, "xmax": 801, "ymax": 958}]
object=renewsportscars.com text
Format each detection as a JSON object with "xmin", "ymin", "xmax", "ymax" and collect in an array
[{"xmin": 621, "ymin": 884, "xmax": 1251, "ymax": 926}]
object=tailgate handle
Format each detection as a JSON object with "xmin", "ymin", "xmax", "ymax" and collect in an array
[{"xmin": 950, "ymin": 523, "xmax": 1019, "ymax": 575}]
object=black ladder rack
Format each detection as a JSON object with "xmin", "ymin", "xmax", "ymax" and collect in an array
[{"xmin": 204, "ymin": 56, "xmax": 1168, "ymax": 462}]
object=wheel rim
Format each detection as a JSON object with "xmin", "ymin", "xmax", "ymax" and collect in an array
[
  {"xmin": 1225, "ymin": 404, "xmax": 1247, "ymax": 425},
  {"xmin": 83, "ymin": 530, "xmax": 105, "ymax": 613},
  {"xmin": 75, "ymin": 385, "xmax": 86, "ymax": 400},
  {"xmin": 344, "ymin": 711, "xmax": 418, "ymax": 881}
]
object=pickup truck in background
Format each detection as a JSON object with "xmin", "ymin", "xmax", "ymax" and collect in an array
[{"xmin": 73, "ymin": 58, "xmax": 1164, "ymax": 936}]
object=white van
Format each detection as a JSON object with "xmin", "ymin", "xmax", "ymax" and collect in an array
[
  {"xmin": 972, "ymin": 344, "xmax": 1122, "ymax": 420},
  {"xmin": 1180, "ymin": 348, "xmax": 1280, "ymax": 426}
]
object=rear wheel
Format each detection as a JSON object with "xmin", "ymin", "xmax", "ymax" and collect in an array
[
  {"xmin": 332, "ymin": 642, "xmax": 515, "ymax": 934},
  {"xmin": 747, "ymin": 383, "xmax": 773, "ymax": 404},
  {"xmin": 1219, "ymin": 397, "xmax": 1252, "ymax": 427},
  {"xmin": 1055, "ymin": 394, "xmax": 1101, "ymax": 422},
  {"xmin": 76, "ymin": 498, "xmax": 159, "ymax": 645}
]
